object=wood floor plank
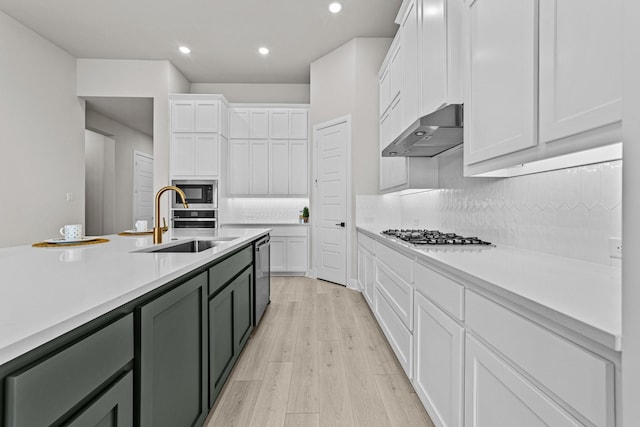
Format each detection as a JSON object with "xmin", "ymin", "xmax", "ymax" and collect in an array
[
  {"xmin": 249, "ymin": 362, "xmax": 294, "ymax": 427},
  {"xmin": 331, "ymin": 286, "xmax": 356, "ymax": 327},
  {"xmin": 318, "ymin": 340, "xmax": 354, "ymax": 427},
  {"xmin": 339, "ymin": 328, "xmax": 392, "ymax": 427},
  {"xmin": 374, "ymin": 374, "xmax": 434, "ymax": 427},
  {"xmin": 284, "ymin": 413, "xmax": 320, "ymax": 427},
  {"xmin": 286, "ymin": 302, "xmax": 319, "ymax": 413},
  {"xmin": 269, "ymin": 301, "xmax": 300, "ymax": 362},
  {"xmin": 317, "ymin": 293, "xmax": 340, "ymax": 341},
  {"xmin": 205, "ymin": 380, "xmax": 262, "ymax": 427}
]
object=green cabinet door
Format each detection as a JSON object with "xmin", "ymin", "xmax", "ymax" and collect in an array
[
  {"xmin": 209, "ymin": 266, "xmax": 254, "ymax": 406},
  {"xmin": 65, "ymin": 371, "xmax": 133, "ymax": 427},
  {"xmin": 138, "ymin": 272, "xmax": 208, "ymax": 427}
]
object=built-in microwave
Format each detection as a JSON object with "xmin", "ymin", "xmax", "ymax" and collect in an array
[{"xmin": 171, "ymin": 180, "xmax": 218, "ymax": 209}]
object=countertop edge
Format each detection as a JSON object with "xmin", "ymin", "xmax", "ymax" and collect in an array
[{"xmin": 356, "ymin": 226, "xmax": 621, "ymax": 352}]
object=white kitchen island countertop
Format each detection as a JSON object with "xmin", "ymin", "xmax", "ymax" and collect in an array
[
  {"xmin": 0, "ymin": 228, "xmax": 269, "ymax": 366},
  {"xmin": 357, "ymin": 226, "xmax": 621, "ymax": 352}
]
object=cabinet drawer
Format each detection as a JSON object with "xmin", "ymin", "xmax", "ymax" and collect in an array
[
  {"xmin": 358, "ymin": 232, "xmax": 375, "ymax": 254},
  {"xmin": 375, "ymin": 260, "xmax": 413, "ymax": 330},
  {"xmin": 375, "ymin": 241, "xmax": 413, "ymax": 284},
  {"xmin": 66, "ymin": 371, "xmax": 133, "ymax": 427},
  {"xmin": 5, "ymin": 314, "xmax": 134, "ymax": 427},
  {"xmin": 465, "ymin": 291, "xmax": 614, "ymax": 427},
  {"xmin": 270, "ymin": 226, "xmax": 308, "ymax": 237},
  {"xmin": 209, "ymin": 245, "xmax": 253, "ymax": 296},
  {"xmin": 414, "ymin": 261, "xmax": 464, "ymax": 320},
  {"xmin": 375, "ymin": 289, "xmax": 413, "ymax": 379}
]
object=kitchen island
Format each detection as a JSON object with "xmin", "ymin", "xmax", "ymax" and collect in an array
[{"xmin": 0, "ymin": 227, "xmax": 269, "ymax": 427}]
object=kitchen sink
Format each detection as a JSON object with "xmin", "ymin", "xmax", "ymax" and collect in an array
[{"xmin": 139, "ymin": 239, "xmax": 219, "ymax": 253}]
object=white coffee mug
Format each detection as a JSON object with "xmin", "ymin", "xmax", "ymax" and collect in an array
[
  {"xmin": 135, "ymin": 220, "xmax": 148, "ymax": 232},
  {"xmin": 59, "ymin": 224, "xmax": 83, "ymax": 241}
]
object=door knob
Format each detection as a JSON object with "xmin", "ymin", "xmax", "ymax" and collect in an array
[{"xmin": 335, "ymin": 222, "xmax": 346, "ymax": 227}]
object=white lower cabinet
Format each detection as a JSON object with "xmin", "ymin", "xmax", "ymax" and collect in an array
[
  {"xmin": 414, "ymin": 292, "xmax": 463, "ymax": 427},
  {"xmin": 465, "ymin": 335, "xmax": 582, "ymax": 427},
  {"xmin": 270, "ymin": 237, "xmax": 286, "ymax": 271},
  {"xmin": 286, "ymin": 237, "xmax": 308, "ymax": 272},
  {"xmin": 357, "ymin": 232, "xmax": 376, "ymax": 307},
  {"xmin": 269, "ymin": 227, "xmax": 308, "ymax": 274},
  {"xmin": 375, "ymin": 289, "xmax": 413, "ymax": 379}
]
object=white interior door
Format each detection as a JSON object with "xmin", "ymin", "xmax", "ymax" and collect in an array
[
  {"xmin": 133, "ymin": 150, "xmax": 154, "ymax": 228},
  {"xmin": 316, "ymin": 120, "xmax": 348, "ymax": 286}
]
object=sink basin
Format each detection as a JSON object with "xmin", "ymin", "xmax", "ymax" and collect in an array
[
  {"xmin": 207, "ymin": 236, "xmax": 239, "ymax": 242},
  {"xmin": 141, "ymin": 240, "xmax": 219, "ymax": 253}
]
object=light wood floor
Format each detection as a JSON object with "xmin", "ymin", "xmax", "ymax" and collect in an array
[{"xmin": 204, "ymin": 276, "xmax": 435, "ymax": 427}]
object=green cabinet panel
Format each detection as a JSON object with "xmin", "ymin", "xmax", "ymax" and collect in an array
[
  {"xmin": 208, "ymin": 265, "xmax": 254, "ymax": 407},
  {"xmin": 209, "ymin": 284, "xmax": 235, "ymax": 406},
  {"xmin": 5, "ymin": 314, "xmax": 133, "ymax": 427},
  {"xmin": 65, "ymin": 371, "xmax": 133, "ymax": 427},
  {"xmin": 209, "ymin": 245, "xmax": 253, "ymax": 296},
  {"xmin": 138, "ymin": 272, "xmax": 208, "ymax": 427}
]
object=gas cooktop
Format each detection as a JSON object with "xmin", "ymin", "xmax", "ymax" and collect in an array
[{"xmin": 381, "ymin": 229, "xmax": 493, "ymax": 246}]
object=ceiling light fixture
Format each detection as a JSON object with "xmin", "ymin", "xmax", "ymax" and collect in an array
[
  {"xmin": 329, "ymin": 2, "xmax": 342, "ymax": 13},
  {"xmin": 258, "ymin": 47, "xmax": 270, "ymax": 55},
  {"xmin": 178, "ymin": 46, "xmax": 191, "ymax": 54}
]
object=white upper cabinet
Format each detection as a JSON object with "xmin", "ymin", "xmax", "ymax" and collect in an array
[
  {"xmin": 538, "ymin": 0, "xmax": 622, "ymax": 143},
  {"xmin": 400, "ymin": 0, "xmax": 419, "ymax": 131},
  {"xmin": 170, "ymin": 134, "xmax": 196, "ymax": 176},
  {"xmin": 228, "ymin": 140, "xmax": 250, "ymax": 195},
  {"xmin": 269, "ymin": 109, "xmax": 289, "ymax": 139},
  {"xmin": 462, "ymin": 0, "xmax": 622, "ymax": 176},
  {"xmin": 230, "ymin": 109, "xmax": 250, "ymax": 138},
  {"xmin": 269, "ymin": 140, "xmax": 289, "ymax": 194},
  {"xmin": 462, "ymin": 0, "xmax": 538, "ymax": 165},
  {"xmin": 289, "ymin": 140, "xmax": 308, "ymax": 195},
  {"xmin": 194, "ymin": 100, "xmax": 219, "ymax": 133},
  {"xmin": 289, "ymin": 110, "xmax": 308, "ymax": 139},
  {"xmin": 171, "ymin": 101, "xmax": 195, "ymax": 132},
  {"xmin": 420, "ymin": 0, "xmax": 463, "ymax": 116},
  {"xmin": 250, "ymin": 141, "xmax": 269, "ymax": 194},
  {"xmin": 250, "ymin": 110, "xmax": 269, "ymax": 139}
]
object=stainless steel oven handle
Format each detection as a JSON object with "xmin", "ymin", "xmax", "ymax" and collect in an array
[{"xmin": 172, "ymin": 218, "xmax": 216, "ymax": 222}]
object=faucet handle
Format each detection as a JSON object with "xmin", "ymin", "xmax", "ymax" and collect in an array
[{"xmin": 161, "ymin": 217, "xmax": 168, "ymax": 232}]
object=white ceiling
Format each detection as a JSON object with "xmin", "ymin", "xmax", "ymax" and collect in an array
[
  {"xmin": 0, "ymin": 0, "xmax": 402, "ymax": 84},
  {"xmin": 85, "ymin": 98, "xmax": 154, "ymax": 136}
]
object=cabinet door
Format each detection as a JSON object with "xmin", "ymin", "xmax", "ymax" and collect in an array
[
  {"xmin": 389, "ymin": 95, "xmax": 403, "ymax": 146},
  {"xmin": 230, "ymin": 108, "xmax": 250, "ymax": 138},
  {"xmin": 269, "ymin": 140, "xmax": 290, "ymax": 194},
  {"xmin": 209, "ymin": 281, "xmax": 235, "ymax": 406},
  {"xmin": 286, "ymin": 237, "xmax": 308, "ymax": 272},
  {"xmin": 195, "ymin": 134, "xmax": 219, "ymax": 176},
  {"xmin": 250, "ymin": 141, "xmax": 269, "ymax": 194},
  {"xmin": 289, "ymin": 140, "xmax": 308, "ymax": 195},
  {"xmin": 289, "ymin": 110, "xmax": 308, "ymax": 139},
  {"xmin": 250, "ymin": 109, "xmax": 269, "ymax": 139},
  {"xmin": 233, "ymin": 267, "xmax": 254, "ymax": 351},
  {"xmin": 414, "ymin": 292, "xmax": 463, "ymax": 427},
  {"xmin": 170, "ymin": 133, "xmax": 196, "ymax": 176},
  {"xmin": 229, "ymin": 140, "xmax": 250, "ymax": 195},
  {"xmin": 138, "ymin": 272, "xmax": 208, "ymax": 427},
  {"xmin": 389, "ymin": 42, "xmax": 403, "ymax": 103},
  {"xmin": 364, "ymin": 250, "xmax": 374, "ymax": 307},
  {"xmin": 269, "ymin": 109, "xmax": 289, "ymax": 139},
  {"xmin": 421, "ymin": 0, "xmax": 448, "ymax": 115},
  {"xmin": 465, "ymin": 335, "xmax": 582, "ymax": 427},
  {"xmin": 270, "ymin": 237, "xmax": 286, "ymax": 272},
  {"xmin": 379, "ymin": 67, "xmax": 391, "ymax": 115},
  {"xmin": 171, "ymin": 100, "xmax": 195, "ymax": 132},
  {"xmin": 463, "ymin": 0, "xmax": 537, "ymax": 164},
  {"xmin": 400, "ymin": 0, "xmax": 419, "ymax": 130},
  {"xmin": 66, "ymin": 371, "xmax": 133, "ymax": 427},
  {"xmin": 538, "ymin": 0, "xmax": 622, "ymax": 143},
  {"xmin": 195, "ymin": 100, "xmax": 219, "ymax": 133}
]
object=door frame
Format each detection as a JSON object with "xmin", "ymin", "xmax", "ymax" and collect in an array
[
  {"xmin": 311, "ymin": 115, "xmax": 353, "ymax": 287},
  {"xmin": 133, "ymin": 150, "xmax": 154, "ymax": 225}
]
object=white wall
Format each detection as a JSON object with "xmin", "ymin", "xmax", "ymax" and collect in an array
[
  {"xmin": 190, "ymin": 83, "xmax": 310, "ymax": 103},
  {"xmin": 77, "ymin": 59, "xmax": 188, "ymax": 222},
  {"xmin": 85, "ymin": 109, "xmax": 153, "ymax": 232},
  {"xmin": 622, "ymin": 0, "xmax": 639, "ymax": 423},
  {"xmin": 309, "ymin": 37, "xmax": 392, "ymax": 283},
  {"xmin": 0, "ymin": 11, "xmax": 85, "ymax": 247}
]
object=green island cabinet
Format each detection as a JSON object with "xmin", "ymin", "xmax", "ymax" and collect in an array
[{"xmin": 0, "ymin": 241, "xmax": 258, "ymax": 427}]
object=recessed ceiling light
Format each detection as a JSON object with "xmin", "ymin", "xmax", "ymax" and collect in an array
[
  {"xmin": 179, "ymin": 46, "xmax": 191, "ymax": 54},
  {"xmin": 329, "ymin": 2, "xmax": 342, "ymax": 13},
  {"xmin": 258, "ymin": 47, "xmax": 270, "ymax": 55}
]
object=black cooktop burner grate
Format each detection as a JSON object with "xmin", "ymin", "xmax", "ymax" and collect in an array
[{"xmin": 381, "ymin": 229, "xmax": 492, "ymax": 246}]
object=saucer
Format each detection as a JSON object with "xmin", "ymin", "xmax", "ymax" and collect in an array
[
  {"xmin": 123, "ymin": 229, "xmax": 150, "ymax": 234},
  {"xmin": 45, "ymin": 236, "xmax": 98, "ymax": 244}
]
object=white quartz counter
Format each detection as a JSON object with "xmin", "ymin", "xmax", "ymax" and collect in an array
[
  {"xmin": 357, "ymin": 226, "xmax": 622, "ymax": 351},
  {"xmin": 0, "ymin": 228, "xmax": 270, "ymax": 366},
  {"xmin": 221, "ymin": 222, "xmax": 309, "ymax": 227}
]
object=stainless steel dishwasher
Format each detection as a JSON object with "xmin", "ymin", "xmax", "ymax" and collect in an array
[{"xmin": 254, "ymin": 235, "xmax": 270, "ymax": 325}]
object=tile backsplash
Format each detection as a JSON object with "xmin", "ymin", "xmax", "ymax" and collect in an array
[
  {"xmin": 357, "ymin": 150, "xmax": 622, "ymax": 265},
  {"xmin": 221, "ymin": 198, "xmax": 310, "ymax": 223}
]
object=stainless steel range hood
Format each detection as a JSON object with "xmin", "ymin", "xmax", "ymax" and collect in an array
[{"xmin": 382, "ymin": 104, "xmax": 463, "ymax": 157}]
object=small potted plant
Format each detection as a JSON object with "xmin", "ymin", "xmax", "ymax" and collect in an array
[{"xmin": 302, "ymin": 206, "xmax": 309, "ymax": 223}]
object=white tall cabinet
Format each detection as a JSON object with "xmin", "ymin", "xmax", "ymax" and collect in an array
[
  {"xmin": 228, "ymin": 106, "xmax": 309, "ymax": 197},
  {"xmin": 169, "ymin": 95, "xmax": 229, "ymax": 179}
]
